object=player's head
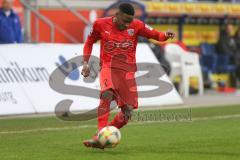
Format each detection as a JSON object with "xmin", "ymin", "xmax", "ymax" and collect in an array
[
  {"xmin": 226, "ymin": 24, "xmax": 234, "ymax": 36},
  {"xmin": 221, "ymin": 23, "xmax": 234, "ymax": 36},
  {"xmin": 1, "ymin": 0, "xmax": 14, "ymax": 11},
  {"xmin": 115, "ymin": 3, "xmax": 135, "ymax": 30}
]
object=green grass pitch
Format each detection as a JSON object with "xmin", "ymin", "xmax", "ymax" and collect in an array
[{"xmin": 0, "ymin": 105, "xmax": 240, "ymax": 160}]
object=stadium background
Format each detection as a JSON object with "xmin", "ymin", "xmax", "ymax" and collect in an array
[{"xmin": 4, "ymin": 0, "xmax": 240, "ymax": 45}]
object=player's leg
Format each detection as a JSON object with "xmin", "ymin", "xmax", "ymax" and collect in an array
[
  {"xmin": 98, "ymin": 89, "xmax": 114, "ymax": 131},
  {"xmin": 97, "ymin": 68, "xmax": 116, "ymax": 131},
  {"xmin": 109, "ymin": 70, "xmax": 138, "ymax": 129},
  {"xmin": 109, "ymin": 104, "xmax": 134, "ymax": 129},
  {"xmin": 83, "ymin": 67, "xmax": 115, "ymax": 149},
  {"xmin": 83, "ymin": 89, "xmax": 114, "ymax": 149}
]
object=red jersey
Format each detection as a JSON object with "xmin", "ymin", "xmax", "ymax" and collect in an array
[{"xmin": 83, "ymin": 17, "xmax": 168, "ymax": 71}]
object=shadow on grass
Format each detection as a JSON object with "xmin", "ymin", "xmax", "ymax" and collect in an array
[{"xmin": 83, "ymin": 148, "xmax": 127, "ymax": 155}]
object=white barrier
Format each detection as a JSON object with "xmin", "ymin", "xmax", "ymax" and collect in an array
[{"xmin": 0, "ymin": 44, "xmax": 182, "ymax": 116}]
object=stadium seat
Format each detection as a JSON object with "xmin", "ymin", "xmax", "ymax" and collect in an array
[
  {"xmin": 200, "ymin": 43, "xmax": 236, "ymax": 74},
  {"xmin": 200, "ymin": 43, "xmax": 218, "ymax": 74},
  {"xmin": 164, "ymin": 43, "xmax": 182, "ymax": 80},
  {"xmin": 165, "ymin": 43, "xmax": 204, "ymax": 97}
]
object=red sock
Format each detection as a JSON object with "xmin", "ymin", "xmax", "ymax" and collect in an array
[
  {"xmin": 109, "ymin": 111, "xmax": 128, "ymax": 129},
  {"xmin": 98, "ymin": 99, "xmax": 111, "ymax": 131}
]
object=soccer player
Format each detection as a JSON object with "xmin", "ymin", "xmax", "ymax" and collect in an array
[{"xmin": 82, "ymin": 3, "xmax": 174, "ymax": 149}]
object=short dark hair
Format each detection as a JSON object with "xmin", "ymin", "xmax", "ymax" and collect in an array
[{"xmin": 119, "ymin": 3, "xmax": 135, "ymax": 16}]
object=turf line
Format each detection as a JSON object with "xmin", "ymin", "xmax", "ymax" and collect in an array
[{"xmin": 0, "ymin": 114, "xmax": 240, "ymax": 135}]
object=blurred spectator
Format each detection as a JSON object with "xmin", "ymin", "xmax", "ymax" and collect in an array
[
  {"xmin": 0, "ymin": 0, "xmax": 22, "ymax": 44},
  {"xmin": 234, "ymin": 27, "xmax": 240, "ymax": 54},
  {"xmin": 234, "ymin": 27, "xmax": 240, "ymax": 80},
  {"xmin": 216, "ymin": 24, "xmax": 238, "ymax": 87},
  {"xmin": 216, "ymin": 24, "xmax": 237, "ymax": 61}
]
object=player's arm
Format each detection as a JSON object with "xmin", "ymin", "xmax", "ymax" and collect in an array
[
  {"xmin": 137, "ymin": 21, "xmax": 175, "ymax": 41},
  {"xmin": 82, "ymin": 21, "xmax": 101, "ymax": 77}
]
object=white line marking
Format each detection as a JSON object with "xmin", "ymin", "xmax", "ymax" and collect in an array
[
  {"xmin": 0, "ymin": 114, "xmax": 240, "ymax": 135},
  {"xmin": 0, "ymin": 125, "xmax": 96, "ymax": 135},
  {"xmin": 193, "ymin": 114, "xmax": 240, "ymax": 121}
]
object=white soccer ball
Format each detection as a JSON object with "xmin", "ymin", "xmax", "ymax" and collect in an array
[{"xmin": 97, "ymin": 126, "xmax": 121, "ymax": 148}]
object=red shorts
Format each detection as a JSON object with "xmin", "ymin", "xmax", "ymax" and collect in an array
[{"xmin": 100, "ymin": 68, "xmax": 138, "ymax": 109}]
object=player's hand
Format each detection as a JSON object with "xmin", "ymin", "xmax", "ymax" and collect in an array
[
  {"xmin": 81, "ymin": 62, "xmax": 90, "ymax": 77},
  {"xmin": 165, "ymin": 30, "xmax": 175, "ymax": 40}
]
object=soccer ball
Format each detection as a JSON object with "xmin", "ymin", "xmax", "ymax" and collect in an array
[{"xmin": 97, "ymin": 126, "xmax": 121, "ymax": 148}]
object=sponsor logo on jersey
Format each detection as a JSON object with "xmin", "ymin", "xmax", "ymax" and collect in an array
[{"xmin": 104, "ymin": 40, "xmax": 134, "ymax": 53}]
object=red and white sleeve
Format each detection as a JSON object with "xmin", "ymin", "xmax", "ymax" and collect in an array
[
  {"xmin": 83, "ymin": 21, "xmax": 101, "ymax": 63},
  {"xmin": 137, "ymin": 20, "xmax": 168, "ymax": 42}
]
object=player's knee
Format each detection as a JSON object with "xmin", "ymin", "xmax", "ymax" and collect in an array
[{"xmin": 101, "ymin": 90, "xmax": 114, "ymax": 101}]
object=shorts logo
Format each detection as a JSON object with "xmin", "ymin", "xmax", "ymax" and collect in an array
[{"xmin": 127, "ymin": 29, "xmax": 134, "ymax": 36}]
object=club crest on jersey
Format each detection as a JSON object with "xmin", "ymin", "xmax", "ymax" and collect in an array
[{"xmin": 127, "ymin": 29, "xmax": 134, "ymax": 36}]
